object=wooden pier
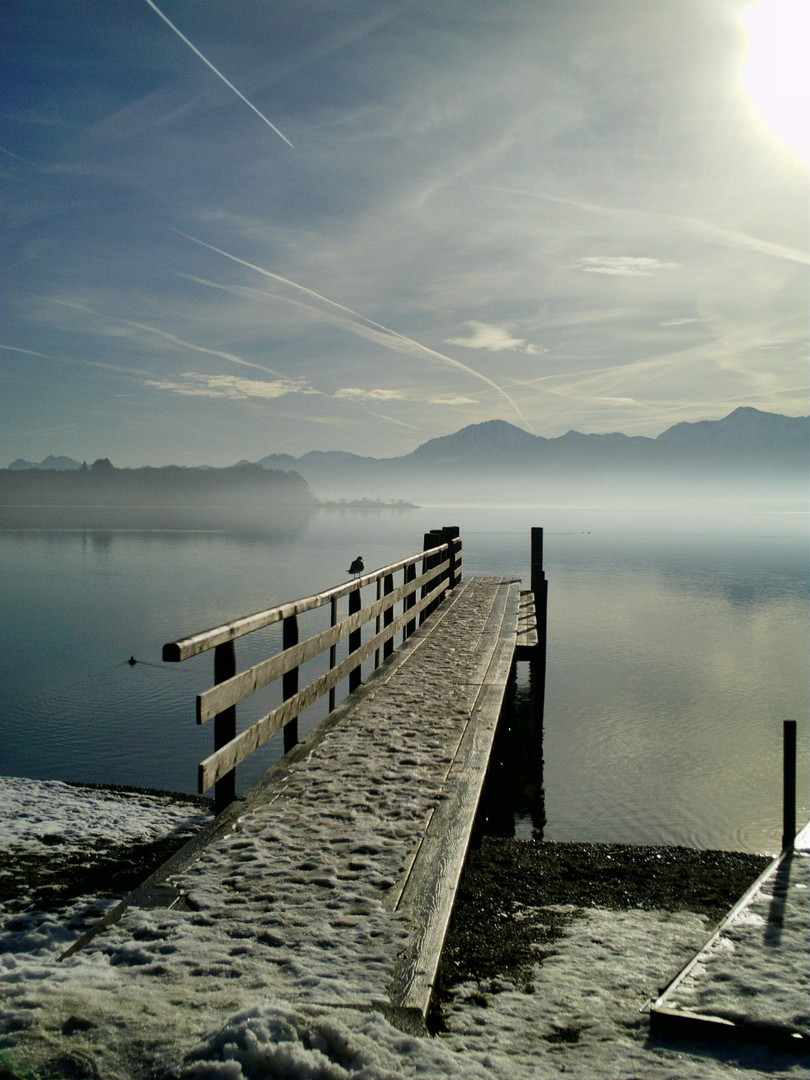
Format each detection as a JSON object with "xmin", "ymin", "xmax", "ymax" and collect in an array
[
  {"xmin": 60, "ymin": 528, "xmax": 546, "ymax": 1048},
  {"xmin": 650, "ymin": 819, "xmax": 810, "ymax": 1053}
]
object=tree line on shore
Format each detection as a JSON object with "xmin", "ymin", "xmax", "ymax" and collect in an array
[{"xmin": 0, "ymin": 459, "xmax": 315, "ymax": 507}]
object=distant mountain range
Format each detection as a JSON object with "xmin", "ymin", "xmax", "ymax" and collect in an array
[
  {"xmin": 251, "ymin": 408, "xmax": 809, "ymax": 502},
  {"xmin": 6, "ymin": 409, "xmax": 808, "ymax": 506},
  {"xmin": 7, "ymin": 454, "xmax": 84, "ymax": 471}
]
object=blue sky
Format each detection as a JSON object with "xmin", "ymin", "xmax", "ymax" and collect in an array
[{"xmin": 2, "ymin": 0, "xmax": 808, "ymax": 466}]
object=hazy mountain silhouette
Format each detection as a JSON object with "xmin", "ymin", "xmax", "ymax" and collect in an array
[
  {"xmin": 7, "ymin": 455, "xmax": 83, "ymax": 471},
  {"xmin": 6, "ymin": 408, "xmax": 807, "ymax": 508},
  {"xmin": 254, "ymin": 408, "xmax": 808, "ymax": 505}
]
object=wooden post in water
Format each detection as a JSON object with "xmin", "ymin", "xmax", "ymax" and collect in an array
[
  {"xmin": 530, "ymin": 527, "xmax": 547, "ymax": 725},
  {"xmin": 213, "ymin": 641, "xmax": 237, "ymax": 815},
  {"xmin": 782, "ymin": 719, "xmax": 797, "ymax": 851},
  {"xmin": 282, "ymin": 614, "xmax": 299, "ymax": 753}
]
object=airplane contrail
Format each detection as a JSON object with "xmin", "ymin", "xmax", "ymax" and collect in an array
[
  {"xmin": 496, "ymin": 186, "xmax": 809, "ymax": 266},
  {"xmin": 49, "ymin": 298, "xmax": 289, "ymax": 381},
  {"xmin": 142, "ymin": 0, "xmax": 293, "ymax": 147},
  {"xmin": 0, "ymin": 342, "xmax": 152, "ymax": 377},
  {"xmin": 173, "ymin": 229, "xmax": 535, "ymax": 432}
]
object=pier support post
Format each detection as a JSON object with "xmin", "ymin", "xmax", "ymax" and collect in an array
[
  {"xmin": 782, "ymin": 719, "xmax": 797, "ymax": 851},
  {"xmin": 530, "ymin": 527, "xmax": 547, "ymax": 725}
]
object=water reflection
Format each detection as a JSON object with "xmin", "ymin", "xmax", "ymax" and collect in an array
[{"xmin": 0, "ymin": 504, "xmax": 806, "ymax": 852}]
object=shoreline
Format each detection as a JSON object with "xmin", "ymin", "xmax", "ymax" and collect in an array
[
  {"xmin": 432, "ymin": 837, "xmax": 770, "ymax": 1023},
  {"xmin": 0, "ymin": 778, "xmax": 800, "ymax": 1080}
]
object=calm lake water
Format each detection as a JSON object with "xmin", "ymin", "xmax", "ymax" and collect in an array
[{"xmin": 1, "ymin": 504, "xmax": 807, "ymax": 853}]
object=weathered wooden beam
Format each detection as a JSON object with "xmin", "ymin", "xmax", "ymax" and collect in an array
[
  {"xmin": 196, "ymin": 559, "xmax": 449, "ymax": 723},
  {"xmin": 387, "ymin": 579, "xmax": 520, "ymax": 1015},
  {"xmin": 164, "ymin": 543, "xmax": 452, "ymax": 662}
]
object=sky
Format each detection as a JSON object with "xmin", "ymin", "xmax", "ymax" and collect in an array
[{"xmin": 2, "ymin": 0, "xmax": 808, "ymax": 466}]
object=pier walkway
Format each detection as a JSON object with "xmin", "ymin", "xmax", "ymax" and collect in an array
[
  {"xmin": 52, "ymin": 572, "xmax": 535, "ymax": 1074},
  {"xmin": 651, "ymin": 820, "xmax": 810, "ymax": 1053}
]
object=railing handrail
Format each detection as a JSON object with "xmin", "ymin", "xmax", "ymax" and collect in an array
[
  {"xmin": 161, "ymin": 528, "xmax": 462, "ymax": 811},
  {"xmin": 162, "ymin": 539, "xmax": 457, "ymax": 663}
]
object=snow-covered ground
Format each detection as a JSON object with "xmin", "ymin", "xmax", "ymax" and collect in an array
[
  {"xmin": 652, "ymin": 826, "xmax": 809, "ymax": 1041},
  {"xmin": 0, "ymin": 777, "xmax": 806, "ymax": 1080}
]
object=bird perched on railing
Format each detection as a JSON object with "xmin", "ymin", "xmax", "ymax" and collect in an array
[{"xmin": 348, "ymin": 555, "xmax": 364, "ymax": 578}]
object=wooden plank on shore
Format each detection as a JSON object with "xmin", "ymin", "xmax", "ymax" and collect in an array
[{"xmin": 387, "ymin": 579, "xmax": 520, "ymax": 1016}]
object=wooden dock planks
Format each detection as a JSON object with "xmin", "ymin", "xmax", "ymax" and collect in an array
[
  {"xmin": 650, "ymin": 820, "xmax": 810, "ymax": 1054},
  {"xmin": 60, "ymin": 576, "xmax": 529, "ymax": 1034},
  {"xmin": 387, "ymin": 578, "xmax": 520, "ymax": 1015}
]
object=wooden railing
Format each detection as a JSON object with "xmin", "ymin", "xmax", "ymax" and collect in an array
[{"xmin": 163, "ymin": 527, "xmax": 462, "ymax": 813}]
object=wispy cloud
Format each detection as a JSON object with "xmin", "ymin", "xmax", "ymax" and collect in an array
[
  {"xmin": 502, "ymin": 187, "xmax": 810, "ymax": 267},
  {"xmin": 446, "ymin": 321, "xmax": 546, "ymax": 355},
  {"xmin": 0, "ymin": 342, "xmax": 150, "ymax": 378},
  {"xmin": 144, "ymin": 373, "xmax": 317, "ymax": 400},
  {"xmin": 428, "ymin": 394, "xmax": 479, "ymax": 406},
  {"xmin": 578, "ymin": 257, "xmax": 681, "ymax": 277},
  {"xmin": 48, "ymin": 299, "xmax": 289, "ymax": 381},
  {"xmin": 368, "ymin": 412, "xmax": 420, "ymax": 431},
  {"xmin": 173, "ymin": 230, "xmax": 535, "ymax": 432},
  {"xmin": 335, "ymin": 388, "xmax": 406, "ymax": 402},
  {"xmin": 142, "ymin": 0, "xmax": 293, "ymax": 147}
]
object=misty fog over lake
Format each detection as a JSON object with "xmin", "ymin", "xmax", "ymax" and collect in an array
[{"xmin": 1, "ymin": 502, "xmax": 807, "ymax": 854}]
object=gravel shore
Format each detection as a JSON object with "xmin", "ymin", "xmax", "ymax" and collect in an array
[{"xmin": 433, "ymin": 837, "xmax": 770, "ymax": 1021}]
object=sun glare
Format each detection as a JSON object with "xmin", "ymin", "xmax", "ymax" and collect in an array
[{"xmin": 742, "ymin": 0, "xmax": 810, "ymax": 162}]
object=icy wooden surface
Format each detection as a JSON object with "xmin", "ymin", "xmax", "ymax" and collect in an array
[
  {"xmin": 1, "ymin": 576, "xmax": 521, "ymax": 1077},
  {"xmin": 652, "ymin": 821, "xmax": 810, "ymax": 1047}
]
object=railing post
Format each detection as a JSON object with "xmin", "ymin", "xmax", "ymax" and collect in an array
[
  {"xmin": 404, "ymin": 562, "xmax": 417, "ymax": 640},
  {"xmin": 383, "ymin": 572, "xmax": 395, "ymax": 659},
  {"xmin": 282, "ymin": 614, "xmax": 299, "ymax": 752},
  {"xmin": 328, "ymin": 596, "xmax": 338, "ymax": 712},
  {"xmin": 374, "ymin": 578, "xmax": 382, "ymax": 669},
  {"xmin": 213, "ymin": 641, "xmax": 237, "ymax": 814},
  {"xmin": 782, "ymin": 719, "xmax": 797, "ymax": 851},
  {"xmin": 442, "ymin": 525, "xmax": 460, "ymax": 590},
  {"xmin": 348, "ymin": 586, "xmax": 362, "ymax": 692},
  {"xmin": 421, "ymin": 529, "xmax": 443, "ymax": 624}
]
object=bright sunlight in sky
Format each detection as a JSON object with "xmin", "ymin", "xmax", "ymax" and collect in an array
[{"xmin": 743, "ymin": 0, "xmax": 810, "ymax": 162}]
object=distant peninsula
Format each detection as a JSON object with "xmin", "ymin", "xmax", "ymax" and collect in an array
[{"xmin": 0, "ymin": 458, "xmax": 315, "ymax": 508}]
